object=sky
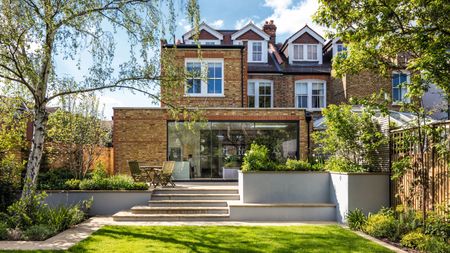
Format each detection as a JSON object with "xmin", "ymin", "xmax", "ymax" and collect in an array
[{"xmin": 80, "ymin": 0, "xmax": 326, "ymax": 119}]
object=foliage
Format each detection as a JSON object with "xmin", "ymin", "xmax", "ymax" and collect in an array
[
  {"xmin": 241, "ymin": 143, "xmax": 271, "ymax": 172},
  {"xmin": 421, "ymin": 236, "xmax": 450, "ymax": 253},
  {"xmin": 363, "ymin": 213, "xmax": 397, "ymax": 240},
  {"xmin": 314, "ymin": 0, "xmax": 450, "ymax": 96},
  {"xmin": 0, "ymin": 221, "xmax": 7, "ymax": 240},
  {"xmin": 46, "ymin": 94, "xmax": 111, "ymax": 178},
  {"xmin": 37, "ymin": 169, "xmax": 76, "ymax": 190},
  {"xmin": 5, "ymin": 192, "xmax": 48, "ymax": 229},
  {"xmin": 223, "ymin": 155, "xmax": 241, "ymax": 168},
  {"xmin": 424, "ymin": 211, "xmax": 450, "ymax": 241},
  {"xmin": 313, "ymin": 104, "xmax": 387, "ymax": 171},
  {"xmin": 390, "ymin": 157, "xmax": 411, "ymax": 180},
  {"xmin": 285, "ymin": 159, "xmax": 311, "ymax": 171},
  {"xmin": 400, "ymin": 231, "xmax": 429, "ymax": 250},
  {"xmin": 23, "ymin": 224, "xmax": 56, "ymax": 241},
  {"xmin": 346, "ymin": 209, "xmax": 367, "ymax": 231},
  {"xmin": 324, "ymin": 156, "xmax": 367, "ymax": 173},
  {"xmin": 64, "ymin": 179, "xmax": 81, "ymax": 190},
  {"xmin": 79, "ymin": 175, "xmax": 148, "ymax": 190}
]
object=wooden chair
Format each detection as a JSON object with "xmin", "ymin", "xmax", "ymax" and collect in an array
[
  {"xmin": 159, "ymin": 161, "xmax": 176, "ymax": 187},
  {"xmin": 128, "ymin": 160, "xmax": 147, "ymax": 182}
]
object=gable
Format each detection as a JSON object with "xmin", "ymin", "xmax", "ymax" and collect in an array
[
  {"xmin": 236, "ymin": 30, "xmax": 265, "ymax": 40},
  {"xmin": 189, "ymin": 30, "xmax": 220, "ymax": 40},
  {"xmin": 231, "ymin": 22, "xmax": 270, "ymax": 41},
  {"xmin": 292, "ymin": 33, "xmax": 319, "ymax": 44}
]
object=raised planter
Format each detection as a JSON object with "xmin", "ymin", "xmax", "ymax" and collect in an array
[
  {"xmin": 238, "ymin": 171, "xmax": 330, "ymax": 203},
  {"xmin": 43, "ymin": 190, "xmax": 152, "ymax": 216},
  {"xmin": 329, "ymin": 172, "xmax": 390, "ymax": 223},
  {"xmin": 222, "ymin": 167, "xmax": 239, "ymax": 179}
]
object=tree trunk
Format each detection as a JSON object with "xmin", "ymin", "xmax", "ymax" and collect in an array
[{"xmin": 21, "ymin": 105, "xmax": 48, "ymax": 199}]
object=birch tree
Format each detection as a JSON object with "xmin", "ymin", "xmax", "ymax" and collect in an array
[{"xmin": 0, "ymin": 0, "xmax": 200, "ymax": 200}]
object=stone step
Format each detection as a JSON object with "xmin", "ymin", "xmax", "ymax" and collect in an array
[
  {"xmin": 153, "ymin": 188, "xmax": 238, "ymax": 195},
  {"xmin": 113, "ymin": 211, "xmax": 230, "ymax": 221},
  {"xmin": 148, "ymin": 200, "xmax": 229, "ymax": 207},
  {"xmin": 151, "ymin": 193, "xmax": 240, "ymax": 200},
  {"xmin": 131, "ymin": 206, "xmax": 229, "ymax": 214}
]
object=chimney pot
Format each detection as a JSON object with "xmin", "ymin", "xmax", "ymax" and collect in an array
[{"xmin": 263, "ymin": 20, "xmax": 277, "ymax": 44}]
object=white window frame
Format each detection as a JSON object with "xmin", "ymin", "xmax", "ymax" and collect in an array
[
  {"xmin": 289, "ymin": 43, "xmax": 322, "ymax": 64},
  {"xmin": 186, "ymin": 40, "xmax": 221, "ymax": 45},
  {"xmin": 295, "ymin": 80, "xmax": 327, "ymax": 110},
  {"xmin": 248, "ymin": 80, "xmax": 273, "ymax": 108},
  {"xmin": 392, "ymin": 71, "xmax": 410, "ymax": 104},
  {"xmin": 246, "ymin": 40, "xmax": 268, "ymax": 63},
  {"xmin": 185, "ymin": 58, "xmax": 224, "ymax": 97}
]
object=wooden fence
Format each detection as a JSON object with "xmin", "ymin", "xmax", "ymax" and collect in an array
[{"xmin": 390, "ymin": 121, "xmax": 450, "ymax": 214}]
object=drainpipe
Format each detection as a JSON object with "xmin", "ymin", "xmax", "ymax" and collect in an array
[
  {"xmin": 305, "ymin": 111, "xmax": 312, "ymax": 159},
  {"xmin": 241, "ymin": 47, "xmax": 244, "ymax": 107}
]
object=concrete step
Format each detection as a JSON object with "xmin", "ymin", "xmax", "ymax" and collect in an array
[
  {"xmin": 153, "ymin": 188, "xmax": 238, "ymax": 195},
  {"xmin": 131, "ymin": 206, "xmax": 229, "ymax": 214},
  {"xmin": 148, "ymin": 200, "xmax": 229, "ymax": 207},
  {"xmin": 151, "ymin": 193, "xmax": 240, "ymax": 200},
  {"xmin": 113, "ymin": 211, "xmax": 230, "ymax": 221}
]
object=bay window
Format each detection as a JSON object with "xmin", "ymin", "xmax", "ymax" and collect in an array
[
  {"xmin": 248, "ymin": 80, "xmax": 273, "ymax": 108},
  {"xmin": 295, "ymin": 80, "xmax": 326, "ymax": 110},
  {"xmin": 185, "ymin": 59, "xmax": 223, "ymax": 96}
]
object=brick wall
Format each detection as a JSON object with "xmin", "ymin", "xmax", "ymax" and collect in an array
[
  {"xmin": 113, "ymin": 108, "xmax": 309, "ymax": 174},
  {"xmin": 248, "ymin": 74, "xmax": 332, "ymax": 108},
  {"xmin": 161, "ymin": 48, "xmax": 247, "ymax": 108}
]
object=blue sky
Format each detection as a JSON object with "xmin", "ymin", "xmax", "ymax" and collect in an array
[{"xmin": 90, "ymin": 0, "xmax": 325, "ymax": 119}]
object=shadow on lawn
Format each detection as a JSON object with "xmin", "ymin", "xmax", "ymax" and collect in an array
[{"xmin": 67, "ymin": 225, "xmax": 392, "ymax": 253}]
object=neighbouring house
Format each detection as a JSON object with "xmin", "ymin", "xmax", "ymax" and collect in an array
[{"xmin": 112, "ymin": 20, "xmax": 447, "ymax": 179}]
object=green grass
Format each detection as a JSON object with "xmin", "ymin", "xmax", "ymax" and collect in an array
[{"xmin": 1, "ymin": 225, "xmax": 392, "ymax": 253}]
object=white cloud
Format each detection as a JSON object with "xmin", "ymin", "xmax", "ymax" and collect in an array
[
  {"xmin": 178, "ymin": 19, "xmax": 192, "ymax": 32},
  {"xmin": 235, "ymin": 18, "xmax": 253, "ymax": 29},
  {"xmin": 263, "ymin": 0, "xmax": 328, "ymax": 40},
  {"xmin": 210, "ymin": 19, "xmax": 224, "ymax": 29}
]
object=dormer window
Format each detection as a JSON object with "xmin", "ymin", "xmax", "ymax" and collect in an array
[
  {"xmin": 251, "ymin": 42, "xmax": 262, "ymax": 62},
  {"xmin": 292, "ymin": 44, "xmax": 318, "ymax": 61}
]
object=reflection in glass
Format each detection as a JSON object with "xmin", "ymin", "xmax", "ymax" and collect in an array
[{"xmin": 168, "ymin": 121, "xmax": 298, "ymax": 179}]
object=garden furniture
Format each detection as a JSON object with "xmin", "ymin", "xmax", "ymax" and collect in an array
[
  {"xmin": 128, "ymin": 160, "xmax": 148, "ymax": 183},
  {"xmin": 140, "ymin": 165, "xmax": 163, "ymax": 187},
  {"xmin": 159, "ymin": 161, "xmax": 176, "ymax": 187}
]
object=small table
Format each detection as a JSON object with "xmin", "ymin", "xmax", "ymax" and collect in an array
[{"xmin": 140, "ymin": 165, "xmax": 163, "ymax": 187}]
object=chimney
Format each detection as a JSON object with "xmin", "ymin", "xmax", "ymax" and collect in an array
[{"xmin": 263, "ymin": 20, "xmax": 277, "ymax": 44}]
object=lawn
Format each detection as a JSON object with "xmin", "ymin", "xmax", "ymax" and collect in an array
[{"xmin": 1, "ymin": 225, "xmax": 392, "ymax": 253}]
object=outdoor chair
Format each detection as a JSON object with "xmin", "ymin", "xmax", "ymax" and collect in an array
[
  {"xmin": 159, "ymin": 161, "xmax": 176, "ymax": 187},
  {"xmin": 128, "ymin": 160, "xmax": 147, "ymax": 183}
]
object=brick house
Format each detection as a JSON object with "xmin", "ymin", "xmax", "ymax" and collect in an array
[{"xmin": 112, "ymin": 21, "xmax": 422, "ymax": 179}]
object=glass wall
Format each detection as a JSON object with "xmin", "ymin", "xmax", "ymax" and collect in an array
[{"xmin": 168, "ymin": 121, "xmax": 298, "ymax": 179}]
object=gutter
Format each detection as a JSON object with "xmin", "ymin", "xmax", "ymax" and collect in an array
[
  {"xmin": 241, "ymin": 47, "xmax": 244, "ymax": 107},
  {"xmin": 305, "ymin": 111, "xmax": 312, "ymax": 158}
]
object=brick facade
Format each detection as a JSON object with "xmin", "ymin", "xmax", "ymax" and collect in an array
[
  {"xmin": 161, "ymin": 48, "xmax": 247, "ymax": 108},
  {"xmin": 113, "ymin": 108, "xmax": 309, "ymax": 174}
]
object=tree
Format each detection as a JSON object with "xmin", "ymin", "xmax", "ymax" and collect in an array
[
  {"xmin": 314, "ymin": 0, "xmax": 450, "ymax": 105},
  {"xmin": 46, "ymin": 93, "xmax": 110, "ymax": 178},
  {"xmin": 313, "ymin": 104, "xmax": 388, "ymax": 171},
  {"xmin": 0, "ymin": 0, "xmax": 200, "ymax": 199}
]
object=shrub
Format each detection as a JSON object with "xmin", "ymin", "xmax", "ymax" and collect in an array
[
  {"xmin": 241, "ymin": 143, "xmax": 271, "ymax": 172},
  {"xmin": 64, "ymin": 179, "xmax": 81, "ymax": 190},
  {"xmin": 131, "ymin": 182, "xmax": 149, "ymax": 190},
  {"xmin": 346, "ymin": 208, "xmax": 367, "ymax": 230},
  {"xmin": 424, "ymin": 211, "xmax": 450, "ymax": 241},
  {"xmin": 91, "ymin": 163, "xmax": 108, "ymax": 180},
  {"xmin": 79, "ymin": 178, "xmax": 108, "ymax": 190},
  {"xmin": 421, "ymin": 236, "xmax": 450, "ymax": 253},
  {"xmin": 364, "ymin": 213, "xmax": 397, "ymax": 240},
  {"xmin": 6, "ymin": 192, "xmax": 48, "ymax": 229},
  {"xmin": 285, "ymin": 159, "xmax": 311, "ymax": 171},
  {"xmin": 23, "ymin": 224, "xmax": 56, "ymax": 241},
  {"xmin": 400, "ymin": 231, "xmax": 429, "ymax": 250},
  {"xmin": 6, "ymin": 228, "xmax": 22, "ymax": 241},
  {"xmin": 79, "ymin": 175, "xmax": 147, "ymax": 190},
  {"xmin": 0, "ymin": 221, "xmax": 8, "ymax": 240},
  {"xmin": 324, "ymin": 157, "xmax": 367, "ymax": 173},
  {"xmin": 38, "ymin": 169, "xmax": 75, "ymax": 190}
]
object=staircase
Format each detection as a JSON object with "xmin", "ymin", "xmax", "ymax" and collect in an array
[{"xmin": 113, "ymin": 186, "xmax": 239, "ymax": 221}]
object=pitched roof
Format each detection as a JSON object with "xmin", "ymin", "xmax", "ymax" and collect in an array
[
  {"xmin": 281, "ymin": 25, "xmax": 325, "ymax": 52},
  {"xmin": 231, "ymin": 22, "xmax": 270, "ymax": 41},
  {"xmin": 182, "ymin": 22, "xmax": 224, "ymax": 41}
]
